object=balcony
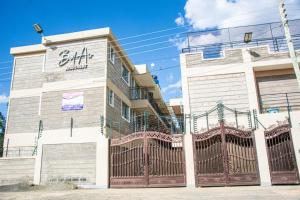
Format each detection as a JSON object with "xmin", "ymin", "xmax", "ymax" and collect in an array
[
  {"xmin": 130, "ymin": 87, "xmax": 163, "ymax": 116},
  {"xmin": 259, "ymin": 92, "xmax": 300, "ymax": 113}
]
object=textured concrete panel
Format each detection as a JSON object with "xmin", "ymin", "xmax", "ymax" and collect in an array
[
  {"xmin": 12, "ymin": 55, "xmax": 44, "ymax": 90},
  {"xmin": 7, "ymin": 97, "xmax": 40, "ymax": 134},
  {"xmin": 41, "ymin": 143, "xmax": 96, "ymax": 184},
  {"xmin": 0, "ymin": 158, "xmax": 35, "ymax": 186},
  {"xmin": 41, "ymin": 87, "xmax": 104, "ymax": 130}
]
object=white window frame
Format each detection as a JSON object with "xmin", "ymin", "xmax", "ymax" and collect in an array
[
  {"xmin": 109, "ymin": 44, "xmax": 115, "ymax": 64},
  {"xmin": 121, "ymin": 63, "xmax": 130, "ymax": 86},
  {"xmin": 108, "ymin": 89, "xmax": 114, "ymax": 107},
  {"xmin": 121, "ymin": 101, "xmax": 131, "ymax": 122}
]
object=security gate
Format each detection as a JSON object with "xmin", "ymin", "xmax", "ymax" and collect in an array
[
  {"xmin": 109, "ymin": 132, "xmax": 186, "ymax": 188},
  {"xmin": 264, "ymin": 124, "xmax": 300, "ymax": 185},
  {"xmin": 193, "ymin": 122, "xmax": 260, "ymax": 187}
]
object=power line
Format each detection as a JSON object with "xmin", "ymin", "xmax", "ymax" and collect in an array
[{"xmin": 0, "ymin": 24, "xmax": 293, "ymax": 81}]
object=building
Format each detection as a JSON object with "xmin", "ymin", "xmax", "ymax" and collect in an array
[
  {"xmin": 1, "ymin": 20, "xmax": 300, "ymax": 189},
  {"xmin": 0, "ymin": 28, "xmax": 171, "ymax": 187},
  {"xmin": 180, "ymin": 20, "xmax": 300, "ymax": 186}
]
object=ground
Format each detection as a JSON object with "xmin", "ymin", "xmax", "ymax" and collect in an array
[{"xmin": 1, "ymin": 185, "xmax": 300, "ymax": 200}]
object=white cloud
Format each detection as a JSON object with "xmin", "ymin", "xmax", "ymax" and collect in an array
[
  {"xmin": 150, "ymin": 63, "xmax": 155, "ymax": 69},
  {"xmin": 175, "ymin": 13, "xmax": 185, "ymax": 26},
  {"xmin": 166, "ymin": 73, "xmax": 175, "ymax": 83},
  {"xmin": 172, "ymin": 0, "xmax": 300, "ymax": 49},
  {"xmin": 170, "ymin": 33, "xmax": 221, "ymax": 50},
  {"xmin": 162, "ymin": 80, "xmax": 182, "ymax": 94},
  {"xmin": 184, "ymin": 0, "xmax": 283, "ymax": 30},
  {"xmin": 0, "ymin": 94, "xmax": 8, "ymax": 104}
]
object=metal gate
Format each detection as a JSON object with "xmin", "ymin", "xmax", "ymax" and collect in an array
[
  {"xmin": 264, "ymin": 124, "xmax": 300, "ymax": 185},
  {"xmin": 193, "ymin": 122, "xmax": 260, "ymax": 187},
  {"xmin": 109, "ymin": 132, "xmax": 186, "ymax": 188}
]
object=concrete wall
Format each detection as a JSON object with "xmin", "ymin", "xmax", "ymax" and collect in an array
[
  {"xmin": 6, "ymin": 97, "xmax": 40, "ymax": 134},
  {"xmin": 40, "ymin": 143, "xmax": 96, "ymax": 184},
  {"xmin": 106, "ymin": 87, "xmax": 131, "ymax": 136},
  {"xmin": 0, "ymin": 157, "xmax": 35, "ymax": 186},
  {"xmin": 186, "ymin": 49, "xmax": 243, "ymax": 67},
  {"xmin": 107, "ymin": 56, "xmax": 131, "ymax": 99},
  {"xmin": 44, "ymin": 39, "xmax": 107, "ymax": 81},
  {"xmin": 12, "ymin": 55, "xmax": 44, "ymax": 90},
  {"xmin": 250, "ymin": 46, "xmax": 290, "ymax": 62},
  {"xmin": 256, "ymin": 74, "xmax": 300, "ymax": 95},
  {"xmin": 5, "ymin": 37, "xmax": 108, "ymax": 148},
  {"xmin": 187, "ymin": 73, "xmax": 249, "ymax": 114},
  {"xmin": 41, "ymin": 87, "xmax": 104, "ymax": 131}
]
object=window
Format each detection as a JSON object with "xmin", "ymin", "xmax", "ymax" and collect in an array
[
  {"xmin": 108, "ymin": 89, "xmax": 114, "ymax": 107},
  {"xmin": 121, "ymin": 101, "xmax": 130, "ymax": 121},
  {"xmin": 122, "ymin": 64, "xmax": 130, "ymax": 85},
  {"xmin": 109, "ymin": 45, "xmax": 115, "ymax": 64}
]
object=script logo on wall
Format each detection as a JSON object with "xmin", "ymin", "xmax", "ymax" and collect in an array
[
  {"xmin": 58, "ymin": 47, "xmax": 94, "ymax": 71},
  {"xmin": 61, "ymin": 92, "xmax": 84, "ymax": 111}
]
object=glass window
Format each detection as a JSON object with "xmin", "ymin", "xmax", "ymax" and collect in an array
[
  {"xmin": 122, "ymin": 64, "xmax": 130, "ymax": 85},
  {"xmin": 121, "ymin": 101, "xmax": 130, "ymax": 121},
  {"xmin": 109, "ymin": 45, "xmax": 115, "ymax": 64},
  {"xmin": 108, "ymin": 89, "xmax": 114, "ymax": 107}
]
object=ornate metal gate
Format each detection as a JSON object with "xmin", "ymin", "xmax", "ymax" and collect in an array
[
  {"xmin": 193, "ymin": 122, "xmax": 260, "ymax": 186},
  {"xmin": 264, "ymin": 124, "xmax": 300, "ymax": 185},
  {"xmin": 192, "ymin": 103, "xmax": 260, "ymax": 186},
  {"xmin": 109, "ymin": 132, "xmax": 186, "ymax": 188}
]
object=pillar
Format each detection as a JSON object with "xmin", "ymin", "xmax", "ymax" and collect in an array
[{"xmin": 254, "ymin": 129, "xmax": 271, "ymax": 186}]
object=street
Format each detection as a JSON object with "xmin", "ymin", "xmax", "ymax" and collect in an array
[{"xmin": 1, "ymin": 186, "xmax": 300, "ymax": 200}]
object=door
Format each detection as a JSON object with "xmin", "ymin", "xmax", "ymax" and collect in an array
[
  {"xmin": 192, "ymin": 123, "xmax": 260, "ymax": 187},
  {"xmin": 109, "ymin": 132, "xmax": 186, "ymax": 188},
  {"xmin": 265, "ymin": 124, "xmax": 300, "ymax": 185}
]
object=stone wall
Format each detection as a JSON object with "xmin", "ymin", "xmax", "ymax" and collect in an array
[
  {"xmin": 0, "ymin": 158, "xmax": 35, "ymax": 186},
  {"xmin": 40, "ymin": 143, "xmax": 96, "ymax": 184}
]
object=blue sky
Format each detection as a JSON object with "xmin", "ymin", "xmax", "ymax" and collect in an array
[
  {"xmin": 1, "ymin": 0, "xmax": 300, "ymax": 118},
  {"xmin": 0, "ymin": 0, "xmax": 188, "ymax": 116}
]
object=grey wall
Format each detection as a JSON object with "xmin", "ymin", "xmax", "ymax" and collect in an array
[
  {"xmin": 40, "ymin": 143, "xmax": 96, "ymax": 184},
  {"xmin": 12, "ymin": 55, "xmax": 44, "ymax": 90},
  {"xmin": 186, "ymin": 49, "xmax": 243, "ymax": 68},
  {"xmin": 6, "ymin": 97, "xmax": 40, "ymax": 134},
  {"xmin": 8, "ymin": 38, "xmax": 108, "ymax": 135},
  {"xmin": 107, "ymin": 49, "xmax": 130, "ymax": 99},
  {"xmin": 41, "ymin": 87, "xmax": 104, "ymax": 130},
  {"xmin": 0, "ymin": 158, "xmax": 35, "ymax": 186},
  {"xmin": 188, "ymin": 73, "xmax": 250, "ymax": 114},
  {"xmin": 44, "ymin": 38, "xmax": 107, "ymax": 82},
  {"xmin": 106, "ymin": 88, "xmax": 131, "ymax": 137},
  {"xmin": 250, "ymin": 46, "xmax": 291, "ymax": 62},
  {"xmin": 256, "ymin": 74, "xmax": 300, "ymax": 111}
]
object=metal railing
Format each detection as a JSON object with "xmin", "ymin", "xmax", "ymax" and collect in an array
[
  {"xmin": 182, "ymin": 19, "xmax": 300, "ymax": 58},
  {"xmin": 259, "ymin": 92, "xmax": 300, "ymax": 114},
  {"xmin": 0, "ymin": 146, "xmax": 36, "ymax": 158},
  {"xmin": 182, "ymin": 34, "xmax": 300, "ymax": 58},
  {"xmin": 105, "ymin": 113, "xmax": 184, "ymax": 138},
  {"xmin": 130, "ymin": 87, "xmax": 164, "ymax": 116},
  {"xmin": 192, "ymin": 103, "xmax": 252, "ymax": 134}
]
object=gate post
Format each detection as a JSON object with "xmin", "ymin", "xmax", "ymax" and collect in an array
[
  {"xmin": 96, "ymin": 133, "xmax": 109, "ymax": 188},
  {"xmin": 255, "ymin": 129, "xmax": 271, "ymax": 186},
  {"xmin": 183, "ymin": 114, "xmax": 196, "ymax": 188},
  {"xmin": 290, "ymin": 119, "xmax": 300, "ymax": 178}
]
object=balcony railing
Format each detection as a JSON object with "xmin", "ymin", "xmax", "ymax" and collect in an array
[
  {"xmin": 130, "ymin": 87, "xmax": 163, "ymax": 116},
  {"xmin": 0, "ymin": 146, "xmax": 36, "ymax": 158},
  {"xmin": 259, "ymin": 92, "xmax": 300, "ymax": 113},
  {"xmin": 181, "ymin": 19, "xmax": 300, "ymax": 58},
  {"xmin": 105, "ymin": 113, "xmax": 184, "ymax": 138}
]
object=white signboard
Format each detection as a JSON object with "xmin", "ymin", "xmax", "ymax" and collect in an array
[{"xmin": 61, "ymin": 92, "xmax": 84, "ymax": 111}]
